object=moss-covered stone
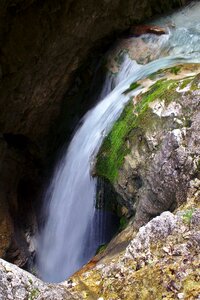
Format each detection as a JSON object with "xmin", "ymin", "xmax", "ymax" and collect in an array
[
  {"xmin": 169, "ymin": 65, "xmax": 182, "ymax": 75},
  {"xmin": 95, "ymin": 73, "xmax": 190, "ymax": 183},
  {"xmin": 123, "ymin": 82, "xmax": 141, "ymax": 94},
  {"xmin": 95, "ymin": 64, "xmax": 200, "ymax": 227}
]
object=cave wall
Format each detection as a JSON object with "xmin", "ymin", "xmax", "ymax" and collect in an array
[
  {"xmin": 0, "ymin": 0, "xmax": 187, "ymax": 264},
  {"xmin": 0, "ymin": 0, "xmax": 187, "ymax": 155}
]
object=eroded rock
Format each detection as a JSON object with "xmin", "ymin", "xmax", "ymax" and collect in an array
[
  {"xmin": 96, "ymin": 64, "xmax": 200, "ymax": 227},
  {"xmin": 0, "ymin": 258, "xmax": 81, "ymax": 300},
  {"xmin": 69, "ymin": 188, "xmax": 200, "ymax": 299}
]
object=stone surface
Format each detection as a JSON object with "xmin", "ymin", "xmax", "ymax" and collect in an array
[
  {"xmin": 0, "ymin": 0, "xmax": 181, "ymax": 149},
  {"xmin": 0, "ymin": 258, "xmax": 81, "ymax": 300},
  {"xmin": 96, "ymin": 64, "xmax": 200, "ymax": 227},
  {"xmin": 69, "ymin": 187, "xmax": 200, "ymax": 299}
]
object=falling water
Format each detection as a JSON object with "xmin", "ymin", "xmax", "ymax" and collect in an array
[{"xmin": 38, "ymin": 2, "xmax": 200, "ymax": 282}]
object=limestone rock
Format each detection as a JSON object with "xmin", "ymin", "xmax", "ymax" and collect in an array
[
  {"xmin": 70, "ymin": 189, "xmax": 200, "ymax": 299},
  {"xmin": 0, "ymin": 258, "xmax": 81, "ymax": 300},
  {"xmin": 96, "ymin": 64, "xmax": 200, "ymax": 227}
]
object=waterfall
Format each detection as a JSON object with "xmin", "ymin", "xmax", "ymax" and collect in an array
[{"xmin": 37, "ymin": 2, "xmax": 200, "ymax": 283}]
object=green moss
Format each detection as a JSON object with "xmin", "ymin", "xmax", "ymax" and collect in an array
[
  {"xmin": 169, "ymin": 65, "xmax": 181, "ymax": 75},
  {"xmin": 148, "ymin": 65, "xmax": 182, "ymax": 80},
  {"xmin": 96, "ymin": 244, "xmax": 107, "ymax": 254},
  {"xmin": 148, "ymin": 69, "xmax": 165, "ymax": 80},
  {"xmin": 184, "ymin": 118, "xmax": 192, "ymax": 128},
  {"xmin": 183, "ymin": 274, "xmax": 200, "ymax": 298},
  {"xmin": 119, "ymin": 216, "xmax": 128, "ymax": 231},
  {"xmin": 197, "ymin": 159, "xmax": 200, "ymax": 171},
  {"xmin": 95, "ymin": 100, "xmax": 133, "ymax": 182},
  {"xmin": 123, "ymin": 82, "xmax": 141, "ymax": 94},
  {"xmin": 140, "ymin": 78, "xmax": 179, "ymax": 106},
  {"xmin": 28, "ymin": 288, "xmax": 40, "ymax": 300},
  {"xmin": 182, "ymin": 209, "xmax": 195, "ymax": 225},
  {"xmin": 96, "ymin": 78, "xmax": 180, "ymax": 183},
  {"xmin": 187, "ymin": 73, "xmax": 200, "ymax": 91},
  {"xmin": 180, "ymin": 77, "xmax": 192, "ymax": 89}
]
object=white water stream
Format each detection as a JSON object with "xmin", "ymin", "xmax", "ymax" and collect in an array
[{"xmin": 38, "ymin": 2, "xmax": 200, "ymax": 282}]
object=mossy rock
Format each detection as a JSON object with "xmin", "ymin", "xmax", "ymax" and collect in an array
[{"xmin": 95, "ymin": 73, "xmax": 191, "ymax": 183}]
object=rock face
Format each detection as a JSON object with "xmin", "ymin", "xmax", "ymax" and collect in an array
[
  {"xmin": 0, "ymin": 0, "xmax": 182, "ymax": 147},
  {"xmin": 0, "ymin": 258, "xmax": 81, "ymax": 300},
  {"xmin": 69, "ymin": 185, "xmax": 200, "ymax": 299},
  {"xmin": 69, "ymin": 63, "xmax": 200, "ymax": 300},
  {"xmin": 0, "ymin": 0, "xmax": 185, "ymax": 265},
  {"xmin": 96, "ymin": 64, "xmax": 200, "ymax": 227}
]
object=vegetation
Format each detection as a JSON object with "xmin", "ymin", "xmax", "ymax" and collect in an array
[
  {"xmin": 28, "ymin": 288, "xmax": 40, "ymax": 300},
  {"xmin": 180, "ymin": 77, "xmax": 192, "ymax": 89},
  {"xmin": 96, "ymin": 244, "xmax": 107, "ymax": 254},
  {"xmin": 197, "ymin": 159, "xmax": 200, "ymax": 172},
  {"xmin": 96, "ymin": 71, "xmax": 197, "ymax": 183},
  {"xmin": 123, "ymin": 82, "xmax": 141, "ymax": 94},
  {"xmin": 169, "ymin": 65, "xmax": 181, "ymax": 75},
  {"xmin": 96, "ymin": 78, "xmax": 180, "ymax": 183},
  {"xmin": 119, "ymin": 216, "xmax": 128, "ymax": 231},
  {"xmin": 148, "ymin": 65, "xmax": 182, "ymax": 80},
  {"xmin": 182, "ymin": 209, "xmax": 195, "ymax": 225}
]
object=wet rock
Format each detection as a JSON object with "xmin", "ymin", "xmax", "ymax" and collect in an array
[
  {"xmin": 96, "ymin": 65, "xmax": 200, "ymax": 227},
  {"xmin": 130, "ymin": 24, "xmax": 167, "ymax": 36}
]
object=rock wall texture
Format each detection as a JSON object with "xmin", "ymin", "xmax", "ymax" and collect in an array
[
  {"xmin": 70, "ymin": 188, "xmax": 200, "ymax": 299},
  {"xmin": 0, "ymin": 0, "xmax": 183, "ymax": 151},
  {"xmin": 96, "ymin": 64, "xmax": 200, "ymax": 228},
  {"xmin": 0, "ymin": 258, "xmax": 81, "ymax": 300}
]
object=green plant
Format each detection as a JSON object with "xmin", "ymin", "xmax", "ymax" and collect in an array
[
  {"xmin": 197, "ymin": 159, "xmax": 200, "ymax": 171},
  {"xmin": 96, "ymin": 78, "xmax": 180, "ymax": 183},
  {"xmin": 96, "ymin": 244, "xmax": 107, "ymax": 255},
  {"xmin": 170, "ymin": 66, "xmax": 181, "ymax": 75},
  {"xmin": 119, "ymin": 216, "xmax": 128, "ymax": 231},
  {"xmin": 123, "ymin": 82, "xmax": 141, "ymax": 94},
  {"xmin": 182, "ymin": 209, "xmax": 195, "ymax": 225},
  {"xmin": 180, "ymin": 77, "xmax": 192, "ymax": 89},
  {"xmin": 28, "ymin": 288, "xmax": 40, "ymax": 300}
]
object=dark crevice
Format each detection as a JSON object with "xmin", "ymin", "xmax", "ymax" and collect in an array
[{"xmin": 3, "ymin": 133, "xmax": 30, "ymax": 150}]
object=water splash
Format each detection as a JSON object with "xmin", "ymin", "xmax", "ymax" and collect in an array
[{"xmin": 38, "ymin": 2, "xmax": 200, "ymax": 282}]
